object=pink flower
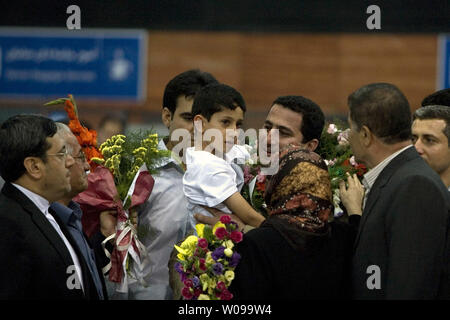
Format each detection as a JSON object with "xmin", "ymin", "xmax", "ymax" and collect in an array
[
  {"xmin": 349, "ymin": 156, "xmax": 357, "ymax": 166},
  {"xmin": 220, "ymin": 215, "xmax": 232, "ymax": 224},
  {"xmin": 182, "ymin": 287, "xmax": 194, "ymax": 299},
  {"xmin": 243, "ymin": 166, "xmax": 254, "ymax": 184},
  {"xmin": 215, "ymin": 227, "xmax": 229, "ymax": 239},
  {"xmin": 198, "ymin": 238, "xmax": 208, "ymax": 249},
  {"xmin": 230, "ymin": 230, "xmax": 243, "ymax": 243}
]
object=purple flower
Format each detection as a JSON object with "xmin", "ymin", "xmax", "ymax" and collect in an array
[
  {"xmin": 229, "ymin": 252, "xmax": 241, "ymax": 267},
  {"xmin": 212, "ymin": 262, "xmax": 224, "ymax": 275},
  {"xmin": 212, "ymin": 246, "xmax": 225, "ymax": 261},
  {"xmin": 192, "ymin": 276, "xmax": 200, "ymax": 288},
  {"xmin": 174, "ymin": 262, "xmax": 184, "ymax": 274}
]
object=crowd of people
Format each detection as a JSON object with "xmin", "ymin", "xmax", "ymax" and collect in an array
[{"xmin": 0, "ymin": 69, "xmax": 449, "ymax": 300}]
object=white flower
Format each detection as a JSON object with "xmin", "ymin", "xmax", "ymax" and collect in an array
[
  {"xmin": 327, "ymin": 124, "xmax": 338, "ymax": 134},
  {"xmin": 349, "ymin": 156, "xmax": 357, "ymax": 166}
]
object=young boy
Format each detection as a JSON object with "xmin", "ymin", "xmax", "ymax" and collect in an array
[{"xmin": 183, "ymin": 83, "xmax": 265, "ymax": 228}]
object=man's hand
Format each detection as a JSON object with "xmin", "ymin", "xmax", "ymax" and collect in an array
[
  {"xmin": 339, "ymin": 173, "xmax": 364, "ymax": 216},
  {"xmin": 194, "ymin": 206, "xmax": 245, "ymax": 231},
  {"xmin": 99, "ymin": 210, "xmax": 117, "ymax": 240}
]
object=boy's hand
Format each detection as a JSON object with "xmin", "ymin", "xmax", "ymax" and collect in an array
[{"xmin": 194, "ymin": 206, "xmax": 245, "ymax": 232}]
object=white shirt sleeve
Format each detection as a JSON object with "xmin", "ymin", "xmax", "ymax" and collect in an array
[{"xmin": 183, "ymin": 149, "xmax": 238, "ymax": 208}]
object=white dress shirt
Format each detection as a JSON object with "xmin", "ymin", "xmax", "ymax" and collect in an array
[
  {"xmin": 12, "ymin": 183, "xmax": 84, "ymax": 292},
  {"xmin": 183, "ymin": 145, "xmax": 249, "ymax": 218}
]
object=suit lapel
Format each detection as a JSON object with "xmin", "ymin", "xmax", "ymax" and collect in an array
[
  {"xmin": 2, "ymin": 183, "xmax": 75, "ymax": 267},
  {"xmin": 354, "ymin": 147, "xmax": 419, "ymax": 248}
]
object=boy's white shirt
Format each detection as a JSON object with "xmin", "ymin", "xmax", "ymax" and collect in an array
[{"xmin": 183, "ymin": 145, "xmax": 250, "ymax": 217}]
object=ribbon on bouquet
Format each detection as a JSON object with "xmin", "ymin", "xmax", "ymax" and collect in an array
[{"xmin": 74, "ymin": 165, "xmax": 154, "ymax": 292}]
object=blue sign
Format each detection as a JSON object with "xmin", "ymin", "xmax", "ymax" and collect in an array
[
  {"xmin": 0, "ymin": 28, "xmax": 147, "ymax": 100},
  {"xmin": 438, "ymin": 34, "xmax": 450, "ymax": 90}
]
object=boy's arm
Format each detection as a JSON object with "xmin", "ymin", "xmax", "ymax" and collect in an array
[{"xmin": 224, "ymin": 192, "xmax": 265, "ymax": 227}]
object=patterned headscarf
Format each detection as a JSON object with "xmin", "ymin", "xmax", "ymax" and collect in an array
[{"xmin": 262, "ymin": 146, "xmax": 333, "ymax": 252}]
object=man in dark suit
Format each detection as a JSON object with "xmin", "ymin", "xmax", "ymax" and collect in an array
[
  {"xmin": 0, "ymin": 114, "xmax": 100, "ymax": 299},
  {"xmin": 343, "ymin": 83, "xmax": 450, "ymax": 299},
  {"xmin": 50, "ymin": 123, "xmax": 109, "ymax": 300}
]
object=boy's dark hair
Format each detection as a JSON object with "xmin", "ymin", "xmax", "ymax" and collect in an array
[
  {"xmin": 163, "ymin": 69, "xmax": 218, "ymax": 116},
  {"xmin": 421, "ymin": 88, "xmax": 450, "ymax": 107},
  {"xmin": 272, "ymin": 95, "xmax": 325, "ymax": 142},
  {"xmin": 413, "ymin": 105, "xmax": 450, "ymax": 146},
  {"xmin": 348, "ymin": 83, "xmax": 412, "ymax": 144},
  {"xmin": 191, "ymin": 83, "xmax": 246, "ymax": 120},
  {"xmin": 0, "ymin": 114, "xmax": 57, "ymax": 182}
]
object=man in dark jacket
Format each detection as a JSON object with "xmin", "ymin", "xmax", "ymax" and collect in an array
[
  {"xmin": 0, "ymin": 114, "xmax": 98, "ymax": 299},
  {"xmin": 346, "ymin": 83, "xmax": 450, "ymax": 299}
]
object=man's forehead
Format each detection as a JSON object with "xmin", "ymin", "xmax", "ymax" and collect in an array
[
  {"xmin": 413, "ymin": 118, "xmax": 447, "ymax": 132},
  {"xmin": 47, "ymin": 133, "xmax": 65, "ymax": 150},
  {"xmin": 266, "ymin": 104, "xmax": 303, "ymax": 130},
  {"xmin": 174, "ymin": 95, "xmax": 194, "ymax": 113}
]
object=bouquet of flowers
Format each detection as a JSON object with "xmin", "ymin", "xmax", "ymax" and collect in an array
[
  {"xmin": 45, "ymin": 94, "xmax": 170, "ymax": 292},
  {"xmin": 317, "ymin": 122, "xmax": 367, "ymax": 217},
  {"xmin": 174, "ymin": 216, "xmax": 243, "ymax": 300},
  {"xmin": 75, "ymin": 131, "xmax": 169, "ymax": 292},
  {"xmin": 240, "ymin": 143, "xmax": 268, "ymax": 217}
]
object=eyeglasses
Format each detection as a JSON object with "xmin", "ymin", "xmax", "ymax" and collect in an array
[
  {"xmin": 73, "ymin": 150, "xmax": 87, "ymax": 162},
  {"xmin": 47, "ymin": 148, "xmax": 70, "ymax": 160}
]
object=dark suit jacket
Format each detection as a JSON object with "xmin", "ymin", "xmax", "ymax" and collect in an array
[
  {"xmin": 352, "ymin": 147, "xmax": 450, "ymax": 299},
  {"xmin": 0, "ymin": 183, "xmax": 102, "ymax": 300}
]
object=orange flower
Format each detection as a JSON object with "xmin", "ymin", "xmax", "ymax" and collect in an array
[{"xmin": 45, "ymin": 94, "xmax": 103, "ymax": 170}]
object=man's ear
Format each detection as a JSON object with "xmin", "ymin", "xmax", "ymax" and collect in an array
[
  {"xmin": 23, "ymin": 157, "xmax": 44, "ymax": 180},
  {"xmin": 162, "ymin": 107, "xmax": 172, "ymax": 129},
  {"xmin": 360, "ymin": 125, "xmax": 372, "ymax": 147},
  {"xmin": 305, "ymin": 139, "xmax": 319, "ymax": 152},
  {"xmin": 193, "ymin": 114, "xmax": 206, "ymax": 133}
]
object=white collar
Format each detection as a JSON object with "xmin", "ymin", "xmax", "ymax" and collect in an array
[
  {"xmin": 363, "ymin": 145, "xmax": 413, "ymax": 190},
  {"xmin": 11, "ymin": 183, "xmax": 50, "ymax": 214}
]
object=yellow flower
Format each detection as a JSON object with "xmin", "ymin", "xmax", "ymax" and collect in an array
[
  {"xmin": 224, "ymin": 270, "xmax": 235, "ymax": 283},
  {"xmin": 198, "ymin": 294, "xmax": 210, "ymax": 300},
  {"xmin": 224, "ymin": 248, "xmax": 233, "ymax": 257},
  {"xmin": 225, "ymin": 240, "xmax": 234, "ymax": 249},
  {"xmin": 195, "ymin": 224, "xmax": 205, "ymax": 238},
  {"xmin": 174, "ymin": 235, "xmax": 198, "ymax": 260},
  {"xmin": 199, "ymin": 274, "xmax": 210, "ymax": 291},
  {"xmin": 205, "ymin": 252, "xmax": 214, "ymax": 265},
  {"xmin": 91, "ymin": 157, "xmax": 104, "ymax": 164}
]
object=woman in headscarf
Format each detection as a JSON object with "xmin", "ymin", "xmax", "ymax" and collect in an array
[{"xmin": 229, "ymin": 147, "xmax": 357, "ymax": 299}]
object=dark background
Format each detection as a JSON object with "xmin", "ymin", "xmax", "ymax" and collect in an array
[{"xmin": 1, "ymin": 0, "xmax": 449, "ymax": 33}]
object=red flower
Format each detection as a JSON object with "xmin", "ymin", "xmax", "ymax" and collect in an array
[
  {"xmin": 215, "ymin": 227, "xmax": 228, "ymax": 240},
  {"xmin": 197, "ymin": 238, "xmax": 208, "ymax": 249},
  {"xmin": 216, "ymin": 281, "xmax": 226, "ymax": 291},
  {"xmin": 183, "ymin": 279, "xmax": 193, "ymax": 288},
  {"xmin": 193, "ymin": 288, "xmax": 202, "ymax": 297},
  {"xmin": 219, "ymin": 289, "xmax": 233, "ymax": 300},
  {"xmin": 199, "ymin": 258, "xmax": 207, "ymax": 271},
  {"xmin": 220, "ymin": 215, "xmax": 231, "ymax": 224},
  {"xmin": 181, "ymin": 287, "xmax": 194, "ymax": 299},
  {"xmin": 230, "ymin": 230, "xmax": 243, "ymax": 243}
]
